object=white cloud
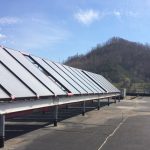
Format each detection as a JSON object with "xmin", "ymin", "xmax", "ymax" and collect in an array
[
  {"xmin": 126, "ymin": 11, "xmax": 139, "ymax": 17},
  {"xmin": 4, "ymin": 17, "xmax": 70, "ymax": 50},
  {"xmin": 113, "ymin": 10, "xmax": 121, "ymax": 17},
  {"xmin": 0, "ymin": 33, "xmax": 7, "ymax": 40},
  {"xmin": 74, "ymin": 9, "xmax": 99, "ymax": 25},
  {"xmin": 113, "ymin": 10, "xmax": 139, "ymax": 18},
  {"xmin": 74, "ymin": 9, "xmax": 138, "ymax": 25},
  {"xmin": 0, "ymin": 17, "xmax": 21, "ymax": 25}
]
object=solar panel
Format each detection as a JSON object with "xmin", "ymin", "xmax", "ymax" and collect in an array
[
  {"xmin": 63, "ymin": 65, "xmax": 94, "ymax": 94},
  {"xmin": 31, "ymin": 56, "xmax": 80, "ymax": 95},
  {"xmin": 88, "ymin": 72, "xmax": 112, "ymax": 92},
  {"xmin": 5, "ymin": 48, "xmax": 66, "ymax": 96},
  {"xmin": 0, "ymin": 45, "xmax": 120, "ymax": 102},
  {"xmin": 75, "ymin": 68, "xmax": 105, "ymax": 93},
  {"xmin": 0, "ymin": 62, "xmax": 35, "ymax": 98},
  {"xmin": 0, "ymin": 47, "xmax": 53, "ymax": 97},
  {"xmin": 52, "ymin": 62, "xmax": 90, "ymax": 94},
  {"xmin": 84, "ymin": 71, "xmax": 119, "ymax": 93},
  {"xmin": 43, "ymin": 59, "xmax": 87, "ymax": 94},
  {"xmin": 96, "ymin": 75, "xmax": 119, "ymax": 92},
  {"xmin": 63, "ymin": 65, "xmax": 99, "ymax": 93},
  {"xmin": 82, "ymin": 71, "xmax": 109, "ymax": 92},
  {"xmin": 100, "ymin": 75, "xmax": 119, "ymax": 92},
  {"xmin": 88, "ymin": 72, "xmax": 115, "ymax": 92},
  {"xmin": 93, "ymin": 74, "xmax": 114, "ymax": 92}
]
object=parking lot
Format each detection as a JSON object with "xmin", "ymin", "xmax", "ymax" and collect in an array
[{"xmin": 2, "ymin": 97, "xmax": 150, "ymax": 150}]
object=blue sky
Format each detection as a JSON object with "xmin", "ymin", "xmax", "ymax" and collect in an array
[{"xmin": 0, "ymin": 0, "xmax": 150, "ymax": 62}]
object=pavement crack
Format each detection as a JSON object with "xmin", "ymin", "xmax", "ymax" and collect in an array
[{"xmin": 97, "ymin": 116, "xmax": 128, "ymax": 150}]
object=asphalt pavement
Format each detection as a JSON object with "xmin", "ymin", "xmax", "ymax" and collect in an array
[{"xmin": 2, "ymin": 97, "xmax": 150, "ymax": 150}]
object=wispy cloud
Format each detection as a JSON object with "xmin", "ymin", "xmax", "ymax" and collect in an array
[
  {"xmin": 74, "ymin": 9, "xmax": 99, "ymax": 25},
  {"xmin": 74, "ymin": 9, "xmax": 139, "ymax": 25},
  {"xmin": 126, "ymin": 11, "xmax": 139, "ymax": 17},
  {"xmin": 0, "ymin": 17, "xmax": 21, "ymax": 25},
  {"xmin": 0, "ymin": 33, "xmax": 7, "ymax": 40},
  {"xmin": 112, "ymin": 10, "xmax": 139, "ymax": 19},
  {"xmin": 2, "ymin": 16, "xmax": 70, "ymax": 51},
  {"xmin": 113, "ymin": 10, "xmax": 121, "ymax": 17}
]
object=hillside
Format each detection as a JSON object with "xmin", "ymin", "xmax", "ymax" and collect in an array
[{"xmin": 64, "ymin": 37, "xmax": 150, "ymax": 90}]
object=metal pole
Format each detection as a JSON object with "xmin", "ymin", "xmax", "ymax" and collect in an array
[
  {"xmin": 53, "ymin": 105, "xmax": 58, "ymax": 127},
  {"xmin": 108, "ymin": 98, "xmax": 110, "ymax": 106},
  {"xmin": 97, "ymin": 99, "xmax": 100, "ymax": 110},
  {"xmin": 82, "ymin": 101, "xmax": 86, "ymax": 116},
  {"xmin": 0, "ymin": 114, "xmax": 5, "ymax": 148},
  {"xmin": 114, "ymin": 97, "xmax": 116, "ymax": 103},
  {"xmin": 66, "ymin": 104, "xmax": 68, "ymax": 109},
  {"xmin": 119, "ymin": 95, "xmax": 121, "ymax": 102}
]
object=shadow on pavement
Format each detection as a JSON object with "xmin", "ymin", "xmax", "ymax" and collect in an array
[{"xmin": 5, "ymin": 100, "xmax": 114, "ymax": 140}]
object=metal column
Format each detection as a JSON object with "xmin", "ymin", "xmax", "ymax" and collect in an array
[
  {"xmin": 114, "ymin": 96, "xmax": 116, "ymax": 103},
  {"xmin": 53, "ymin": 105, "xmax": 58, "ymax": 127},
  {"xmin": 0, "ymin": 114, "xmax": 5, "ymax": 148},
  {"xmin": 82, "ymin": 101, "xmax": 86, "ymax": 116},
  {"xmin": 97, "ymin": 99, "xmax": 101, "ymax": 110},
  {"xmin": 118, "ymin": 95, "xmax": 121, "ymax": 102},
  {"xmin": 108, "ymin": 98, "xmax": 110, "ymax": 106},
  {"xmin": 65, "ymin": 104, "xmax": 69, "ymax": 109}
]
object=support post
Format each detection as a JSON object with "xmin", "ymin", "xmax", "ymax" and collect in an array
[
  {"xmin": 53, "ymin": 105, "xmax": 58, "ymax": 127},
  {"xmin": 65, "ymin": 104, "xmax": 68, "ymax": 109},
  {"xmin": 0, "ymin": 114, "xmax": 5, "ymax": 148},
  {"xmin": 108, "ymin": 98, "xmax": 110, "ymax": 106},
  {"xmin": 118, "ymin": 95, "xmax": 121, "ymax": 102},
  {"xmin": 114, "ymin": 97, "xmax": 116, "ymax": 103},
  {"xmin": 82, "ymin": 101, "xmax": 86, "ymax": 116},
  {"xmin": 42, "ymin": 110, "xmax": 46, "ymax": 115},
  {"xmin": 97, "ymin": 99, "xmax": 100, "ymax": 110}
]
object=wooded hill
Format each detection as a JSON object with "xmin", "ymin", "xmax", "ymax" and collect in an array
[{"xmin": 64, "ymin": 37, "xmax": 150, "ymax": 90}]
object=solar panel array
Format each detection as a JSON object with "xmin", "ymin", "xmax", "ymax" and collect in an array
[{"xmin": 0, "ymin": 46, "xmax": 120, "ymax": 101}]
